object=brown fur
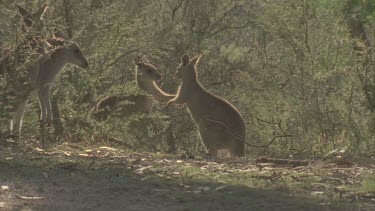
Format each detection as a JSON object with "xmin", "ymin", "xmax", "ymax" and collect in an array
[
  {"xmin": 167, "ymin": 54, "xmax": 246, "ymax": 157},
  {"xmin": 10, "ymin": 30, "xmax": 89, "ymax": 133},
  {"xmin": 91, "ymin": 61, "xmax": 174, "ymax": 120}
]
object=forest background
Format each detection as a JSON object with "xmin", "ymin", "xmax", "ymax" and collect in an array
[{"xmin": 0, "ymin": 0, "xmax": 374, "ymax": 158}]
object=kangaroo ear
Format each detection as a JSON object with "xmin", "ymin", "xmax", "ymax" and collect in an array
[
  {"xmin": 190, "ymin": 55, "xmax": 202, "ymax": 66},
  {"xmin": 32, "ymin": 4, "xmax": 48, "ymax": 20},
  {"xmin": 181, "ymin": 54, "xmax": 190, "ymax": 65},
  {"xmin": 15, "ymin": 3, "xmax": 29, "ymax": 17},
  {"xmin": 53, "ymin": 28, "xmax": 70, "ymax": 40}
]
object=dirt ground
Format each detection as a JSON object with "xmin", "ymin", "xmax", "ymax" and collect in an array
[{"xmin": 0, "ymin": 141, "xmax": 374, "ymax": 211}]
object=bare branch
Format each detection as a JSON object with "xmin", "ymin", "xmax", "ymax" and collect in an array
[
  {"xmin": 204, "ymin": 21, "xmax": 251, "ymax": 39},
  {"xmin": 106, "ymin": 48, "xmax": 141, "ymax": 68}
]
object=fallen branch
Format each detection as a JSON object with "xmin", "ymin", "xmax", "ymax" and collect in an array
[
  {"xmin": 256, "ymin": 157, "xmax": 309, "ymax": 167},
  {"xmin": 108, "ymin": 137, "xmax": 135, "ymax": 149},
  {"xmin": 16, "ymin": 195, "xmax": 45, "ymax": 200}
]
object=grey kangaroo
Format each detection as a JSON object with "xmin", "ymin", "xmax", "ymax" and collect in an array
[
  {"xmin": 91, "ymin": 60, "xmax": 174, "ymax": 120},
  {"xmin": 1, "ymin": 3, "xmax": 48, "ymax": 73},
  {"xmin": 10, "ymin": 30, "xmax": 89, "ymax": 133},
  {"xmin": 14, "ymin": 3, "xmax": 48, "ymax": 53},
  {"xmin": 166, "ymin": 54, "xmax": 246, "ymax": 157}
]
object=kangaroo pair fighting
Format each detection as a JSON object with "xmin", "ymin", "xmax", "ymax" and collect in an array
[
  {"xmin": 92, "ymin": 56, "xmax": 246, "ymax": 158},
  {"xmin": 5, "ymin": 4, "xmax": 246, "ymax": 158}
]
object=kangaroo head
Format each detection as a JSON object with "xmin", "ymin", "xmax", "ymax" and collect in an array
[
  {"xmin": 60, "ymin": 42, "xmax": 89, "ymax": 68},
  {"xmin": 175, "ymin": 54, "xmax": 202, "ymax": 81},
  {"xmin": 46, "ymin": 29, "xmax": 89, "ymax": 69},
  {"xmin": 15, "ymin": 3, "xmax": 48, "ymax": 32},
  {"xmin": 135, "ymin": 60, "xmax": 162, "ymax": 82}
]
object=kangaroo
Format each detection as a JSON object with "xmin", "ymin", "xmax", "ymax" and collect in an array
[
  {"xmin": 166, "ymin": 54, "xmax": 246, "ymax": 157},
  {"xmin": 14, "ymin": 3, "xmax": 48, "ymax": 33},
  {"xmin": 10, "ymin": 29, "xmax": 89, "ymax": 133},
  {"xmin": 14, "ymin": 3, "xmax": 48, "ymax": 53},
  {"xmin": 91, "ymin": 60, "xmax": 174, "ymax": 120},
  {"xmin": 1, "ymin": 3, "xmax": 48, "ymax": 73},
  {"xmin": 135, "ymin": 61, "xmax": 175, "ymax": 104}
]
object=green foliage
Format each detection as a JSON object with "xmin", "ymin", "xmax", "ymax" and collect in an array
[
  {"xmin": 1, "ymin": 0, "xmax": 374, "ymax": 157},
  {"xmin": 361, "ymin": 175, "xmax": 375, "ymax": 193}
]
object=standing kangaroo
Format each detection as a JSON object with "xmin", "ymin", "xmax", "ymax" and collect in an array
[
  {"xmin": 10, "ymin": 30, "xmax": 89, "ymax": 133},
  {"xmin": 91, "ymin": 60, "xmax": 174, "ymax": 120},
  {"xmin": 167, "ymin": 54, "xmax": 246, "ymax": 157}
]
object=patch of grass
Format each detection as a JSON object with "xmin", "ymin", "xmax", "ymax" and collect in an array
[{"xmin": 361, "ymin": 175, "xmax": 375, "ymax": 193}]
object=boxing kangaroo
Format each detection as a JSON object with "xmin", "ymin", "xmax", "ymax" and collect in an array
[
  {"xmin": 91, "ymin": 60, "xmax": 174, "ymax": 120},
  {"xmin": 167, "ymin": 55, "xmax": 246, "ymax": 157}
]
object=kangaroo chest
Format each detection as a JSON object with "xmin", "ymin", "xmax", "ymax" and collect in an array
[
  {"xmin": 185, "ymin": 93, "xmax": 219, "ymax": 124},
  {"xmin": 35, "ymin": 60, "xmax": 65, "ymax": 88}
]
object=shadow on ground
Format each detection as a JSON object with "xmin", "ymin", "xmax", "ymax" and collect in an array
[{"xmin": 0, "ymin": 144, "xmax": 371, "ymax": 211}]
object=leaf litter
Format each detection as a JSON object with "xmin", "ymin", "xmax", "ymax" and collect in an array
[{"xmin": 0, "ymin": 143, "xmax": 374, "ymax": 210}]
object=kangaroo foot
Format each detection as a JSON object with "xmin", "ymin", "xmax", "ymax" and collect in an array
[
  {"xmin": 39, "ymin": 120, "xmax": 52, "ymax": 128},
  {"xmin": 0, "ymin": 131, "xmax": 19, "ymax": 144}
]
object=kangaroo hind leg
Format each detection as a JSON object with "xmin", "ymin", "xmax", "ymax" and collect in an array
[
  {"xmin": 10, "ymin": 99, "xmax": 28, "ymax": 135},
  {"xmin": 197, "ymin": 118, "xmax": 232, "ymax": 158},
  {"xmin": 37, "ymin": 87, "xmax": 52, "ymax": 127}
]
